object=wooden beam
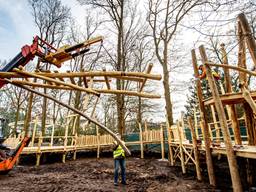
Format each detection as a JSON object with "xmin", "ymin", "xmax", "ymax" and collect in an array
[
  {"xmin": 93, "ymin": 89, "xmax": 161, "ymax": 98},
  {"xmin": 54, "ymin": 71, "xmax": 65, "ymax": 82},
  {"xmin": 102, "ymin": 68, "xmax": 111, "ymax": 89},
  {"xmin": 206, "ymin": 62, "xmax": 256, "ymax": 77},
  {"xmin": 139, "ymin": 63, "xmax": 153, "ymax": 92},
  {"xmin": 204, "ymin": 91, "xmax": 256, "ymax": 105},
  {"xmin": 191, "ymin": 49, "xmax": 216, "ymax": 186},
  {"xmin": 13, "ymin": 67, "xmax": 100, "ymax": 96},
  {"xmin": 177, "ymin": 121, "xmax": 186, "ymax": 174},
  {"xmin": 12, "ymin": 80, "xmax": 160, "ymax": 98},
  {"xmin": 220, "ymin": 43, "xmax": 241, "ymax": 145},
  {"xmin": 0, "ymin": 71, "xmax": 162, "ymax": 80},
  {"xmin": 237, "ymin": 13, "xmax": 256, "ymax": 66},
  {"xmin": 6, "ymin": 79, "xmax": 131, "ymax": 156},
  {"xmin": 199, "ymin": 45, "xmax": 242, "ymax": 192}
]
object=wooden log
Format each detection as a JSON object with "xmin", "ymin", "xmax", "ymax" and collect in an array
[
  {"xmin": 237, "ymin": 22, "xmax": 247, "ymax": 84},
  {"xmin": 191, "ymin": 49, "xmax": 216, "ymax": 186},
  {"xmin": 102, "ymin": 68, "xmax": 111, "ymax": 89},
  {"xmin": 139, "ymin": 123, "xmax": 144, "ymax": 159},
  {"xmin": 237, "ymin": 13, "xmax": 256, "ymax": 66},
  {"xmin": 160, "ymin": 124, "xmax": 165, "ymax": 160},
  {"xmin": 210, "ymin": 105, "xmax": 220, "ymax": 143},
  {"xmin": 187, "ymin": 117, "xmax": 202, "ymax": 181},
  {"xmin": 166, "ymin": 120, "xmax": 174, "ymax": 165},
  {"xmin": 177, "ymin": 121, "xmax": 186, "ymax": 174},
  {"xmin": 93, "ymin": 88, "xmax": 161, "ymax": 98},
  {"xmin": 12, "ymin": 80, "xmax": 160, "ymax": 98},
  {"xmin": 13, "ymin": 67, "xmax": 100, "ymax": 96},
  {"xmin": 6, "ymin": 79, "xmax": 131, "ymax": 156},
  {"xmin": 73, "ymin": 133, "xmax": 77, "ymax": 160},
  {"xmin": 206, "ymin": 62, "xmax": 256, "ymax": 77},
  {"xmin": 220, "ymin": 43, "xmax": 242, "ymax": 145},
  {"xmin": 199, "ymin": 45, "xmax": 242, "ymax": 192},
  {"xmin": 31, "ymin": 117, "xmax": 38, "ymax": 147},
  {"xmin": 50, "ymin": 123, "xmax": 55, "ymax": 147},
  {"xmin": 0, "ymin": 70, "xmax": 162, "ymax": 80},
  {"xmin": 193, "ymin": 108, "xmax": 199, "ymax": 140},
  {"xmin": 36, "ymin": 131, "xmax": 42, "ymax": 166},
  {"xmin": 139, "ymin": 63, "xmax": 153, "ymax": 92}
]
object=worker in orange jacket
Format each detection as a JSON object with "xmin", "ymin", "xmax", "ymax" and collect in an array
[{"xmin": 198, "ymin": 65, "xmax": 220, "ymax": 80}]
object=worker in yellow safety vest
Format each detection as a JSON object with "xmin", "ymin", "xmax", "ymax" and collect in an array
[{"xmin": 113, "ymin": 134, "xmax": 127, "ymax": 186}]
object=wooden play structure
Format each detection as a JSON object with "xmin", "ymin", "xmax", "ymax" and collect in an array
[
  {"xmin": 2, "ymin": 10, "xmax": 256, "ymax": 192},
  {"xmin": 165, "ymin": 13, "xmax": 256, "ymax": 192}
]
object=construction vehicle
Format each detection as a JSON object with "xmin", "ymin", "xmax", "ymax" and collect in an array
[
  {"xmin": 0, "ymin": 35, "xmax": 103, "ymax": 173},
  {"xmin": 0, "ymin": 35, "xmax": 103, "ymax": 88},
  {"xmin": 0, "ymin": 136, "xmax": 31, "ymax": 174}
]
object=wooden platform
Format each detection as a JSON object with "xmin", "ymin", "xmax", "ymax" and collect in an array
[{"xmin": 203, "ymin": 91, "xmax": 256, "ymax": 105}]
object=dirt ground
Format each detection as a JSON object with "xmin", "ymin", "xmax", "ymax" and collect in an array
[{"xmin": 0, "ymin": 155, "xmax": 216, "ymax": 192}]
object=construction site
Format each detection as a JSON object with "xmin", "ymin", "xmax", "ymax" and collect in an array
[{"xmin": 0, "ymin": 0, "xmax": 256, "ymax": 192}]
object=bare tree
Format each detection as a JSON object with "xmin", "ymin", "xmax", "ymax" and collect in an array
[
  {"xmin": 147, "ymin": 0, "xmax": 206, "ymax": 125},
  {"xmin": 28, "ymin": 0, "xmax": 70, "ymax": 135}
]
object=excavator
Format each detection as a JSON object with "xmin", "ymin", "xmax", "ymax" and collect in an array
[
  {"xmin": 0, "ymin": 136, "xmax": 31, "ymax": 174},
  {"xmin": 0, "ymin": 35, "xmax": 103, "ymax": 173}
]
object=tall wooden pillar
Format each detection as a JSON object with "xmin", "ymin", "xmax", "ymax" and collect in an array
[
  {"xmin": 191, "ymin": 50, "xmax": 216, "ymax": 186},
  {"xmin": 199, "ymin": 45, "xmax": 242, "ymax": 192},
  {"xmin": 220, "ymin": 43, "xmax": 242, "ymax": 145}
]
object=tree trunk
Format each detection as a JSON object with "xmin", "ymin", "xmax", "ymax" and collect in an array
[
  {"xmin": 116, "ymin": 0, "xmax": 125, "ymax": 137},
  {"xmin": 162, "ymin": 62, "xmax": 173, "ymax": 125}
]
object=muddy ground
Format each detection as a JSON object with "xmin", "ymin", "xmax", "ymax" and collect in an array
[{"xmin": 0, "ymin": 153, "xmax": 217, "ymax": 192}]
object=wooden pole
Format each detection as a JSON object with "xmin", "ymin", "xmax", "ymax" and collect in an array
[
  {"xmin": 73, "ymin": 132, "xmax": 77, "ymax": 160},
  {"xmin": 237, "ymin": 21, "xmax": 256, "ymax": 146},
  {"xmin": 193, "ymin": 108, "xmax": 199, "ymax": 140},
  {"xmin": 220, "ymin": 43, "xmax": 242, "ymax": 145},
  {"xmin": 199, "ymin": 45, "xmax": 243, "ymax": 192},
  {"xmin": 139, "ymin": 63, "xmax": 153, "ymax": 92},
  {"xmin": 63, "ymin": 118, "xmax": 69, "ymax": 163},
  {"xmin": 31, "ymin": 117, "xmax": 38, "ymax": 147},
  {"xmin": 0, "ymin": 70, "xmax": 162, "ymax": 80},
  {"xmin": 36, "ymin": 131, "xmax": 42, "ymax": 166},
  {"xmin": 139, "ymin": 123, "xmax": 144, "ymax": 159},
  {"xmin": 13, "ymin": 67, "xmax": 100, "ymax": 96},
  {"xmin": 6, "ymin": 80, "xmax": 131, "ymax": 156},
  {"xmin": 96, "ymin": 125, "xmax": 100, "ymax": 158},
  {"xmin": 188, "ymin": 117, "xmax": 202, "ymax": 181},
  {"xmin": 237, "ymin": 13, "xmax": 256, "ymax": 66},
  {"xmin": 50, "ymin": 123, "xmax": 55, "ymax": 147},
  {"xmin": 166, "ymin": 119, "xmax": 174, "ymax": 165},
  {"xmin": 177, "ymin": 121, "xmax": 186, "ymax": 174},
  {"xmin": 191, "ymin": 49, "xmax": 216, "ymax": 186},
  {"xmin": 160, "ymin": 124, "xmax": 165, "ymax": 160},
  {"xmin": 210, "ymin": 105, "xmax": 220, "ymax": 143}
]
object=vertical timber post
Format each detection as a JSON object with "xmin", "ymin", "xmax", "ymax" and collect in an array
[
  {"xmin": 220, "ymin": 43, "xmax": 241, "ymax": 145},
  {"xmin": 160, "ymin": 124, "xmax": 165, "ymax": 160},
  {"xmin": 199, "ymin": 45, "xmax": 243, "ymax": 192},
  {"xmin": 188, "ymin": 117, "xmax": 202, "ymax": 181},
  {"xmin": 191, "ymin": 49, "xmax": 216, "ymax": 186},
  {"xmin": 139, "ymin": 123, "xmax": 144, "ymax": 159},
  {"xmin": 177, "ymin": 120, "xmax": 186, "ymax": 174}
]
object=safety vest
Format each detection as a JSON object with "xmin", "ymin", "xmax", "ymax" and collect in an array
[{"xmin": 113, "ymin": 145, "xmax": 125, "ymax": 159}]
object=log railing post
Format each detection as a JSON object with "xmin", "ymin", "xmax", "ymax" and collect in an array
[{"xmin": 188, "ymin": 117, "xmax": 202, "ymax": 181}]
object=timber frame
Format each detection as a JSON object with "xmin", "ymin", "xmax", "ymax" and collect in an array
[{"xmin": 0, "ymin": 63, "xmax": 161, "ymax": 99}]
